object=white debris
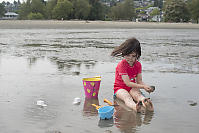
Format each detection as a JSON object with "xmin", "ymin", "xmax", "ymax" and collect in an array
[
  {"xmin": 36, "ymin": 100, "xmax": 47, "ymax": 107},
  {"xmin": 73, "ymin": 97, "xmax": 81, "ymax": 105}
]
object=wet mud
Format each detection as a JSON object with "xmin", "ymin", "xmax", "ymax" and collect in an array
[{"xmin": 0, "ymin": 28, "xmax": 199, "ymax": 133}]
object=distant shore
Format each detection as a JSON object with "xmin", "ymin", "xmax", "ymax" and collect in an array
[{"xmin": 0, "ymin": 20, "xmax": 199, "ymax": 29}]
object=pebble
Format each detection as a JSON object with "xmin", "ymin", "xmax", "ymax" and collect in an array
[
  {"xmin": 187, "ymin": 100, "xmax": 197, "ymax": 106},
  {"xmin": 73, "ymin": 97, "xmax": 81, "ymax": 105},
  {"xmin": 36, "ymin": 100, "xmax": 47, "ymax": 107}
]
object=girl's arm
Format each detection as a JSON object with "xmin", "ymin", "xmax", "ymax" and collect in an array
[
  {"xmin": 136, "ymin": 73, "xmax": 145, "ymax": 85},
  {"xmin": 121, "ymin": 74, "xmax": 144, "ymax": 89},
  {"xmin": 136, "ymin": 73, "xmax": 154, "ymax": 92},
  {"xmin": 122, "ymin": 74, "xmax": 153, "ymax": 93}
]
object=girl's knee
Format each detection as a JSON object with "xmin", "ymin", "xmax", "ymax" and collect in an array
[
  {"xmin": 124, "ymin": 96, "xmax": 133, "ymax": 102},
  {"xmin": 124, "ymin": 96, "xmax": 135, "ymax": 105},
  {"xmin": 130, "ymin": 89, "xmax": 145, "ymax": 101}
]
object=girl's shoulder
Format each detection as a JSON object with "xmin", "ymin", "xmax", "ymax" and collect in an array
[
  {"xmin": 118, "ymin": 59, "xmax": 128, "ymax": 66},
  {"xmin": 134, "ymin": 60, "xmax": 141, "ymax": 67},
  {"xmin": 117, "ymin": 60, "xmax": 141, "ymax": 69},
  {"xmin": 135, "ymin": 60, "xmax": 141, "ymax": 65}
]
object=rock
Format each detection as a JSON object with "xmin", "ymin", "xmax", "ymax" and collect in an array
[
  {"xmin": 36, "ymin": 100, "xmax": 47, "ymax": 107},
  {"xmin": 73, "ymin": 97, "xmax": 81, "ymax": 105},
  {"xmin": 187, "ymin": 100, "xmax": 197, "ymax": 106}
]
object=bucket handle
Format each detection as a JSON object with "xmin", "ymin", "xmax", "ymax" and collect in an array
[
  {"xmin": 94, "ymin": 76, "xmax": 101, "ymax": 78},
  {"xmin": 91, "ymin": 104, "xmax": 101, "ymax": 110},
  {"xmin": 104, "ymin": 99, "xmax": 113, "ymax": 106}
]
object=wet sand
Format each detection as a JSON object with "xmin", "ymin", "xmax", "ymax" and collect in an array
[
  {"xmin": 0, "ymin": 20, "xmax": 199, "ymax": 29},
  {"xmin": 0, "ymin": 26, "xmax": 199, "ymax": 133}
]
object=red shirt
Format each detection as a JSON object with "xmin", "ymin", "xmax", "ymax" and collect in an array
[{"xmin": 113, "ymin": 59, "xmax": 142, "ymax": 93}]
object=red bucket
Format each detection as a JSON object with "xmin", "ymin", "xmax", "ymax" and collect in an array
[{"xmin": 82, "ymin": 77, "xmax": 101, "ymax": 99}]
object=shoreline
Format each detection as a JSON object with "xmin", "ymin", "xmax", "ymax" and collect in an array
[{"xmin": 0, "ymin": 20, "xmax": 199, "ymax": 29}]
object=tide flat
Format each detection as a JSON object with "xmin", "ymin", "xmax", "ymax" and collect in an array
[{"xmin": 0, "ymin": 27, "xmax": 199, "ymax": 133}]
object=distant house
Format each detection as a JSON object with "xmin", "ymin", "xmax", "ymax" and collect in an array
[
  {"xmin": 151, "ymin": 15, "xmax": 161, "ymax": 22},
  {"xmin": 137, "ymin": 14, "xmax": 148, "ymax": 22},
  {"xmin": 146, "ymin": 7, "xmax": 160, "ymax": 16},
  {"xmin": 2, "ymin": 12, "xmax": 19, "ymax": 20}
]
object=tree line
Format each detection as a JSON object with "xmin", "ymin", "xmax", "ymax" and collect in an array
[
  {"xmin": 0, "ymin": 0, "xmax": 199, "ymax": 23},
  {"xmin": 18, "ymin": 0, "xmax": 113, "ymax": 20},
  {"xmin": 17, "ymin": 0, "xmax": 135, "ymax": 21},
  {"xmin": 164, "ymin": 0, "xmax": 199, "ymax": 23}
]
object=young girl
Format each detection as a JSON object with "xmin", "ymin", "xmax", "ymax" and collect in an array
[{"xmin": 111, "ymin": 37, "xmax": 154, "ymax": 113}]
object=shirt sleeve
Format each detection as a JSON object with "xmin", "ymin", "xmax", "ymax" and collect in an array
[
  {"xmin": 136, "ymin": 61, "xmax": 142, "ymax": 74},
  {"xmin": 117, "ymin": 60, "xmax": 128, "ymax": 75}
]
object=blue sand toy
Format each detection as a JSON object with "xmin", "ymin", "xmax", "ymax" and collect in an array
[{"xmin": 92, "ymin": 104, "xmax": 114, "ymax": 120}]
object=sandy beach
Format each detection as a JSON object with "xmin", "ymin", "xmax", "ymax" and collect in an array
[
  {"xmin": 0, "ymin": 20, "xmax": 199, "ymax": 29},
  {"xmin": 1, "ymin": 22, "xmax": 199, "ymax": 133}
]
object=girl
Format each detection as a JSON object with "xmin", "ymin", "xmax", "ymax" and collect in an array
[{"xmin": 111, "ymin": 37, "xmax": 154, "ymax": 113}]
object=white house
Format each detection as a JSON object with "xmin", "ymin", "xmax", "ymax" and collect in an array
[
  {"xmin": 2, "ymin": 12, "xmax": 19, "ymax": 20},
  {"xmin": 151, "ymin": 15, "xmax": 161, "ymax": 22}
]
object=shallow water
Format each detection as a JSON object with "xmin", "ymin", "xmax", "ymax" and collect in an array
[{"xmin": 0, "ymin": 29, "xmax": 199, "ymax": 133}]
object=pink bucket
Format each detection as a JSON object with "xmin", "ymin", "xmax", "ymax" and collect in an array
[{"xmin": 82, "ymin": 77, "xmax": 101, "ymax": 99}]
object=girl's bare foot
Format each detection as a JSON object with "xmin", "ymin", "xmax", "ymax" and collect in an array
[
  {"xmin": 135, "ymin": 101, "xmax": 142, "ymax": 113},
  {"xmin": 142, "ymin": 98, "xmax": 154, "ymax": 112}
]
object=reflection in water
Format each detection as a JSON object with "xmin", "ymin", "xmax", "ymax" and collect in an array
[
  {"xmin": 49, "ymin": 57, "xmax": 97, "ymax": 74},
  {"xmin": 83, "ymin": 98, "xmax": 114, "ymax": 128},
  {"xmin": 82, "ymin": 97, "xmax": 154, "ymax": 132},
  {"xmin": 113, "ymin": 100, "xmax": 154, "ymax": 133},
  {"xmin": 83, "ymin": 98, "xmax": 99, "ymax": 117},
  {"xmin": 27, "ymin": 57, "xmax": 38, "ymax": 68},
  {"xmin": 23, "ymin": 43, "xmax": 49, "ymax": 47},
  {"xmin": 24, "ymin": 103, "xmax": 57, "ymax": 125},
  {"xmin": 142, "ymin": 112, "xmax": 154, "ymax": 125},
  {"xmin": 45, "ymin": 130, "xmax": 61, "ymax": 133},
  {"xmin": 98, "ymin": 118, "xmax": 114, "ymax": 128}
]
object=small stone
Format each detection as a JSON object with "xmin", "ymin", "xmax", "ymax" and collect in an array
[
  {"xmin": 73, "ymin": 97, "xmax": 81, "ymax": 105},
  {"xmin": 187, "ymin": 100, "xmax": 197, "ymax": 106},
  {"xmin": 36, "ymin": 100, "xmax": 47, "ymax": 107}
]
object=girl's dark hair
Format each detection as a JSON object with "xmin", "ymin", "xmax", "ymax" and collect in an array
[{"xmin": 111, "ymin": 37, "xmax": 141, "ymax": 59}]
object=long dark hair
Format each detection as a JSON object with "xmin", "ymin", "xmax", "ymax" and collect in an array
[{"xmin": 111, "ymin": 37, "xmax": 141, "ymax": 59}]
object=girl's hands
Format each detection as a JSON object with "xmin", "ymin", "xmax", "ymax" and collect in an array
[{"xmin": 143, "ymin": 85, "xmax": 154, "ymax": 93}]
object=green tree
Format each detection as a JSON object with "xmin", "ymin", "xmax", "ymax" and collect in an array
[
  {"xmin": 18, "ymin": 0, "xmax": 32, "ymax": 19},
  {"xmin": 110, "ymin": 0, "xmax": 135, "ymax": 20},
  {"xmin": 14, "ymin": 0, "xmax": 18, "ymax": 6},
  {"xmin": 45, "ymin": 0, "xmax": 57, "ymax": 19},
  {"xmin": 164, "ymin": 0, "xmax": 190, "ymax": 22},
  {"xmin": 0, "ymin": 3, "xmax": 6, "ymax": 17},
  {"xmin": 163, "ymin": 0, "xmax": 172, "ymax": 10},
  {"xmin": 88, "ymin": 0, "xmax": 105, "ymax": 20},
  {"xmin": 188, "ymin": 0, "xmax": 199, "ymax": 23},
  {"xmin": 154, "ymin": 0, "xmax": 163, "ymax": 9},
  {"xmin": 52, "ymin": 0, "xmax": 73, "ymax": 20},
  {"xmin": 18, "ymin": 0, "xmax": 45, "ymax": 19},
  {"xmin": 72, "ymin": 0, "xmax": 91, "ymax": 20},
  {"xmin": 123, "ymin": 0, "xmax": 135, "ymax": 20},
  {"xmin": 18, "ymin": 0, "xmax": 21, "ymax": 5},
  {"xmin": 31, "ymin": 0, "xmax": 45, "ymax": 14},
  {"xmin": 27, "ymin": 12, "xmax": 44, "ymax": 19},
  {"xmin": 150, "ymin": 8, "xmax": 160, "ymax": 17},
  {"xmin": 109, "ymin": 3, "xmax": 122, "ymax": 20}
]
